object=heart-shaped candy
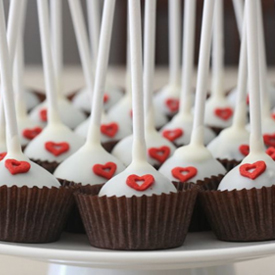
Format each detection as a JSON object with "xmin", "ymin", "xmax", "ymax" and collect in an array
[
  {"xmin": 22, "ymin": 127, "xmax": 42, "ymax": 140},
  {"xmin": 126, "ymin": 174, "xmax": 155, "ymax": 191},
  {"xmin": 246, "ymin": 95, "xmax": 250, "ymax": 105},
  {"xmin": 162, "ymin": 129, "xmax": 183, "ymax": 142},
  {"xmin": 148, "ymin": 146, "xmax": 170, "ymax": 164},
  {"xmin": 39, "ymin": 109, "xmax": 47, "ymax": 122},
  {"xmin": 263, "ymin": 134, "xmax": 275, "ymax": 147},
  {"xmin": 272, "ymin": 113, "xmax": 275, "ymax": 120},
  {"xmin": 266, "ymin": 147, "xmax": 275, "ymax": 161},
  {"xmin": 214, "ymin": 108, "xmax": 233, "ymax": 120},
  {"xmin": 165, "ymin": 98, "xmax": 179, "ymax": 112},
  {"xmin": 239, "ymin": 144, "xmax": 249, "ymax": 157},
  {"xmin": 100, "ymin": 123, "xmax": 119, "ymax": 138},
  {"xmin": 103, "ymin": 94, "xmax": 109, "ymax": 103},
  {"xmin": 0, "ymin": 152, "xmax": 7, "ymax": 161},
  {"xmin": 93, "ymin": 162, "xmax": 117, "ymax": 179},
  {"xmin": 171, "ymin": 166, "xmax": 197, "ymax": 182},
  {"xmin": 239, "ymin": 161, "xmax": 266, "ymax": 180},
  {"xmin": 45, "ymin": 141, "xmax": 70, "ymax": 156},
  {"xmin": 5, "ymin": 159, "xmax": 31, "ymax": 175}
]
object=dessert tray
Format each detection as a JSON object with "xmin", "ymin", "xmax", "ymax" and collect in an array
[{"xmin": 1, "ymin": 232, "xmax": 275, "ymax": 275}]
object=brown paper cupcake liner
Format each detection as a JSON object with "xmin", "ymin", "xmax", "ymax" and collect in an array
[
  {"xmin": 102, "ymin": 140, "xmax": 120, "ymax": 153},
  {"xmin": 217, "ymin": 158, "xmax": 241, "ymax": 172},
  {"xmin": 200, "ymin": 185, "xmax": 275, "ymax": 242},
  {"xmin": 187, "ymin": 175, "xmax": 224, "ymax": 232},
  {"xmin": 0, "ymin": 185, "xmax": 75, "ymax": 243},
  {"xmin": 30, "ymin": 158, "xmax": 60, "ymax": 174},
  {"xmin": 59, "ymin": 179, "xmax": 103, "ymax": 234},
  {"xmin": 75, "ymin": 182, "xmax": 199, "ymax": 250}
]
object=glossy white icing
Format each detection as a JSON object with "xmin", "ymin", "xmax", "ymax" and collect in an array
[
  {"xmin": 25, "ymin": 88, "xmax": 40, "ymax": 111},
  {"xmin": 54, "ymin": 143, "xmax": 125, "ymax": 185},
  {"xmin": 159, "ymin": 143, "xmax": 226, "ymax": 182},
  {"xmin": 29, "ymin": 97, "xmax": 86, "ymax": 129},
  {"xmin": 24, "ymin": 123, "xmax": 85, "ymax": 162}
]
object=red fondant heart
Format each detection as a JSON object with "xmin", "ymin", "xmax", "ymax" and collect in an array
[
  {"xmin": 266, "ymin": 147, "xmax": 275, "ymax": 161},
  {"xmin": 148, "ymin": 146, "xmax": 170, "ymax": 164},
  {"xmin": 0, "ymin": 152, "xmax": 7, "ymax": 161},
  {"xmin": 22, "ymin": 127, "xmax": 42, "ymax": 140},
  {"xmin": 5, "ymin": 159, "xmax": 31, "ymax": 175},
  {"xmin": 263, "ymin": 134, "xmax": 275, "ymax": 147},
  {"xmin": 45, "ymin": 141, "xmax": 70, "ymax": 156},
  {"xmin": 93, "ymin": 162, "xmax": 117, "ymax": 179},
  {"xmin": 214, "ymin": 108, "xmax": 233, "ymax": 120},
  {"xmin": 171, "ymin": 166, "xmax": 197, "ymax": 182},
  {"xmin": 130, "ymin": 110, "xmax": 133, "ymax": 118},
  {"xmin": 40, "ymin": 109, "xmax": 47, "ymax": 122},
  {"xmin": 162, "ymin": 129, "xmax": 183, "ymax": 142},
  {"xmin": 165, "ymin": 98, "xmax": 179, "ymax": 112},
  {"xmin": 272, "ymin": 113, "xmax": 275, "ymax": 120},
  {"xmin": 239, "ymin": 144, "xmax": 249, "ymax": 157},
  {"xmin": 239, "ymin": 161, "xmax": 266, "ymax": 180},
  {"xmin": 246, "ymin": 95, "xmax": 250, "ymax": 105},
  {"xmin": 103, "ymin": 94, "xmax": 109, "ymax": 103},
  {"xmin": 126, "ymin": 174, "xmax": 155, "ymax": 191},
  {"xmin": 100, "ymin": 123, "xmax": 119, "ymax": 138}
]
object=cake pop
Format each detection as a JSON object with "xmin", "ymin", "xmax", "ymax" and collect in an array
[
  {"xmin": 54, "ymin": 0, "xmax": 124, "ymax": 185},
  {"xmin": 204, "ymin": 0, "xmax": 234, "ymax": 132},
  {"xmin": 112, "ymin": 0, "xmax": 176, "ymax": 167},
  {"xmin": 160, "ymin": 0, "xmax": 215, "ymax": 147},
  {"xmin": 24, "ymin": 0, "xmax": 84, "ymax": 164},
  {"xmin": 159, "ymin": 0, "xmax": 226, "ymax": 183},
  {"xmin": 153, "ymin": 0, "xmax": 181, "ymax": 118},
  {"xmin": 29, "ymin": 0, "xmax": 86, "ymax": 130}
]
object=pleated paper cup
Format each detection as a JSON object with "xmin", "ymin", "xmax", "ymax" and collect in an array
[
  {"xmin": 200, "ymin": 185, "xmax": 275, "ymax": 242},
  {"xmin": 0, "ymin": 185, "xmax": 75, "ymax": 243},
  {"xmin": 30, "ymin": 158, "xmax": 59, "ymax": 174},
  {"xmin": 75, "ymin": 182, "xmax": 199, "ymax": 250},
  {"xmin": 218, "ymin": 158, "xmax": 241, "ymax": 172},
  {"xmin": 188, "ymin": 175, "xmax": 224, "ymax": 232}
]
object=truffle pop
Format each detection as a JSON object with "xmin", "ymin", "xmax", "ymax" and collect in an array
[{"xmin": 159, "ymin": 0, "xmax": 226, "ymax": 183}]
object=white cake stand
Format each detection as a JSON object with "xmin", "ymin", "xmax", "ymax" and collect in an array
[{"xmin": 0, "ymin": 232, "xmax": 274, "ymax": 275}]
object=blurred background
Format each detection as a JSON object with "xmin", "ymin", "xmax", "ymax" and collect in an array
[{"xmin": 3, "ymin": 0, "xmax": 275, "ymax": 67}]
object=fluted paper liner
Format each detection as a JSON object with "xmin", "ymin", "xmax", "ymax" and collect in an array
[
  {"xmin": 59, "ymin": 179, "xmax": 103, "ymax": 233},
  {"xmin": 0, "ymin": 185, "xmax": 75, "ymax": 243},
  {"xmin": 218, "ymin": 158, "xmax": 241, "ymax": 172},
  {"xmin": 75, "ymin": 182, "xmax": 198, "ymax": 250},
  {"xmin": 200, "ymin": 185, "xmax": 275, "ymax": 242},
  {"xmin": 30, "ymin": 158, "xmax": 59, "ymax": 174},
  {"xmin": 187, "ymin": 175, "xmax": 224, "ymax": 232}
]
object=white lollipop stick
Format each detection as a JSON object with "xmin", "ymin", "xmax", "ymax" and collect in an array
[
  {"xmin": 0, "ymin": 0, "xmax": 21, "ymax": 154},
  {"xmin": 129, "ymin": 0, "xmax": 146, "ymax": 163},
  {"xmin": 0, "ymin": 102, "xmax": 5, "ymax": 148},
  {"xmin": 232, "ymin": 0, "xmax": 244, "ymax": 37},
  {"xmin": 179, "ymin": 0, "xmax": 196, "ymax": 115},
  {"xmin": 68, "ymin": 0, "xmax": 94, "ymax": 99},
  {"xmin": 37, "ymin": 0, "xmax": 61, "ymax": 125},
  {"xmin": 87, "ymin": 0, "xmax": 100, "ymax": 65},
  {"xmin": 86, "ymin": 0, "xmax": 116, "ymax": 145},
  {"xmin": 211, "ymin": 0, "xmax": 224, "ymax": 97},
  {"xmin": 125, "ymin": 12, "xmax": 132, "ymax": 96},
  {"xmin": 144, "ymin": 0, "xmax": 156, "ymax": 130},
  {"xmin": 246, "ymin": 0, "xmax": 264, "ymax": 154},
  {"xmin": 256, "ymin": 0, "xmax": 270, "ymax": 118},
  {"xmin": 190, "ymin": 0, "xmax": 215, "ymax": 146},
  {"xmin": 168, "ymin": 0, "xmax": 181, "ymax": 87},
  {"xmin": 50, "ymin": 0, "xmax": 63, "ymax": 96},
  {"xmin": 232, "ymin": 5, "xmax": 247, "ymax": 129}
]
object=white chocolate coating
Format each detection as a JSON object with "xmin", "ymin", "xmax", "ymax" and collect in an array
[
  {"xmin": 207, "ymin": 126, "xmax": 250, "ymax": 161},
  {"xmin": 0, "ymin": 142, "xmax": 6, "ymax": 153},
  {"xmin": 0, "ymin": 152, "xmax": 60, "ymax": 188},
  {"xmin": 72, "ymin": 85, "xmax": 124, "ymax": 112},
  {"xmin": 205, "ymin": 96, "xmax": 234, "ymax": 128},
  {"xmin": 159, "ymin": 144, "xmax": 226, "ymax": 182},
  {"xmin": 112, "ymin": 130, "xmax": 176, "ymax": 167},
  {"xmin": 29, "ymin": 97, "xmax": 86, "ymax": 129},
  {"xmin": 218, "ymin": 153, "xmax": 275, "ymax": 191},
  {"xmin": 75, "ymin": 112, "xmax": 132, "ymax": 142},
  {"xmin": 153, "ymin": 84, "xmax": 181, "ymax": 116},
  {"xmin": 25, "ymin": 88, "xmax": 41, "ymax": 111},
  {"xmin": 99, "ymin": 161, "xmax": 177, "ymax": 197},
  {"xmin": 246, "ymin": 116, "xmax": 275, "ymax": 136},
  {"xmin": 54, "ymin": 143, "xmax": 125, "ymax": 185},
  {"xmin": 160, "ymin": 113, "xmax": 216, "ymax": 146},
  {"xmin": 24, "ymin": 123, "xmax": 85, "ymax": 162}
]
